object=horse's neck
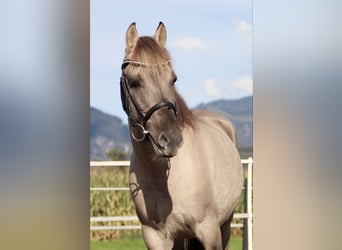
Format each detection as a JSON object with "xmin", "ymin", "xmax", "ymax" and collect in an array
[{"xmin": 131, "ymin": 140, "xmax": 170, "ymax": 177}]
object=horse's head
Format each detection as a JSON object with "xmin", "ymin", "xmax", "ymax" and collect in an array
[{"xmin": 120, "ymin": 22, "xmax": 183, "ymax": 158}]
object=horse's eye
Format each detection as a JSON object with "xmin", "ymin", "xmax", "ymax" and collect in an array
[
  {"xmin": 172, "ymin": 76, "xmax": 178, "ymax": 85},
  {"xmin": 129, "ymin": 80, "xmax": 140, "ymax": 88}
]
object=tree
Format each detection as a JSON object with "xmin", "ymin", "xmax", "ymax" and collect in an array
[{"xmin": 105, "ymin": 147, "xmax": 128, "ymax": 161}]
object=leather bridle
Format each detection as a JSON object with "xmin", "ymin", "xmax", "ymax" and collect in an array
[{"xmin": 120, "ymin": 60, "xmax": 178, "ymax": 142}]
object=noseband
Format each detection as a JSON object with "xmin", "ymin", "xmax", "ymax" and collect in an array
[{"xmin": 120, "ymin": 60, "xmax": 178, "ymax": 142}]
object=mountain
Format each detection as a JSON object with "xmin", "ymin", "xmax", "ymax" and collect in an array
[
  {"xmin": 90, "ymin": 95, "xmax": 252, "ymax": 160},
  {"xmin": 90, "ymin": 107, "xmax": 130, "ymax": 160},
  {"xmin": 195, "ymin": 96, "xmax": 253, "ymax": 147}
]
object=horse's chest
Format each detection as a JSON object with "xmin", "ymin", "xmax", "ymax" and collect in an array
[
  {"xmin": 130, "ymin": 174, "xmax": 172, "ymax": 223},
  {"xmin": 129, "ymin": 161, "xmax": 212, "ymax": 238},
  {"xmin": 130, "ymin": 180, "xmax": 194, "ymax": 237}
]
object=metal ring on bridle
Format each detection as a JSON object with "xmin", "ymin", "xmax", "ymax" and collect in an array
[{"xmin": 131, "ymin": 123, "xmax": 149, "ymax": 142}]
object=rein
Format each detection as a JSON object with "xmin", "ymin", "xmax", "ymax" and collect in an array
[{"xmin": 120, "ymin": 60, "xmax": 178, "ymax": 142}]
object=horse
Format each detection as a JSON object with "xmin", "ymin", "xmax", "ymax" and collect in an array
[{"xmin": 119, "ymin": 22, "xmax": 243, "ymax": 250}]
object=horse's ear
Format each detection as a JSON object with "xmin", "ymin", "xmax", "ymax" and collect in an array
[
  {"xmin": 126, "ymin": 22, "xmax": 138, "ymax": 52},
  {"xmin": 154, "ymin": 22, "xmax": 167, "ymax": 47}
]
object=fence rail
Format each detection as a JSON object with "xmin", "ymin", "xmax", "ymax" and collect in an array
[{"xmin": 90, "ymin": 158, "xmax": 253, "ymax": 250}]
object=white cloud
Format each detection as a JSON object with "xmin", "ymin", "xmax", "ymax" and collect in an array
[
  {"xmin": 230, "ymin": 75, "xmax": 253, "ymax": 95},
  {"xmin": 233, "ymin": 18, "xmax": 252, "ymax": 44},
  {"xmin": 204, "ymin": 78, "xmax": 221, "ymax": 97},
  {"xmin": 203, "ymin": 76, "xmax": 252, "ymax": 99},
  {"xmin": 171, "ymin": 37, "xmax": 206, "ymax": 51}
]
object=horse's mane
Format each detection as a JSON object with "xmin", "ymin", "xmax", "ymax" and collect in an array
[
  {"xmin": 130, "ymin": 36, "xmax": 197, "ymax": 130},
  {"xmin": 175, "ymin": 90, "xmax": 197, "ymax": 129}
]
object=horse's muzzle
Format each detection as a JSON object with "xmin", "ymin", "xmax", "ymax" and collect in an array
[{"xmin": 154, "ymin": 131, "xmax": 183, "ymax": 158}]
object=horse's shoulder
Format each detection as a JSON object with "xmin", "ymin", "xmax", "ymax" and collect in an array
[{"xmin": 192, "ymin": 109, "xmax": 237, "ymax": 146}]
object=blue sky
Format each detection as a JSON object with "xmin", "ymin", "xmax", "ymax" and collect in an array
[{"xmin": 91, "ymin": 0, "xmax": 252, "ymax": 121}]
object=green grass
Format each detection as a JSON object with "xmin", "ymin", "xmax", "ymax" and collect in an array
[
  {"xmin": 229, "ymin": 236, "xmax": 243, "ymax": 250},
  {"xmin": 91, "ymin": 236, "xmax": 242, "ymax": 250},
  {"xmin": 91, "ymin": 236, "xmax": 146, "ymax": 250}
]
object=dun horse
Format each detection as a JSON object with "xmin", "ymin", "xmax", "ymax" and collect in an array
[{"xmin": 120, "ymin": 22, "xmax": 243, "ymax": 250}]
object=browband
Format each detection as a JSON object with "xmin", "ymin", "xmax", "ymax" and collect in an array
[{"xmin": 121, "ymin": 60, "xmax": 172, "ymax": 70}]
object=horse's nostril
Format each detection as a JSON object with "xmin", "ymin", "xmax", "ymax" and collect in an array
[{"xmin": 157, "ymin": 133, "xmax": 168, "ymax": 149}]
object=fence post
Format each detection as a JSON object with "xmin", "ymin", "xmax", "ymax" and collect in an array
[
  {"xmin": 247, "ymin": 157, "xmax": 253, "ymax": 250},
  {"xmin": 242, "ymin": 157, "xmax": 253, "ymax": 250},
  {"xmin": 242, "ymin": 170, "xmax": 248, "ymax": 250}
]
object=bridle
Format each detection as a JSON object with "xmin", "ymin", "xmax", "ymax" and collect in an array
[{"xmin": 120, "ymin": 60, "xmax": 178, "ymax": 142}]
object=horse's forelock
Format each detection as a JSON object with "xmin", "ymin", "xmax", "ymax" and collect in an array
[{"xmin": 127, "ymin": 37, "xmax": 172, "ymax": 79}]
